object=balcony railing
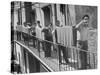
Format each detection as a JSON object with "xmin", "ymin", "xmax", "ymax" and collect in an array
[
  {"xmin": 11, "ymin": 40, "xmax": 54, "ymax": 74},
  {"xmin": 11, "ymin": 29, "xmax": 97, "ymax": 73}
]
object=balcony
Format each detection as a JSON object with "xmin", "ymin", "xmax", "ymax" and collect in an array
[{"xmin": 11, "ymin": 30, "xmax": 97, "ymax": 74}]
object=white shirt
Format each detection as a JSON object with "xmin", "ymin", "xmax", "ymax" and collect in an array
[
  {"xmin": 78, "ymin": 25, "xmax": 89, "ymax": 41},
  {"xmin": 36, "ymin": 26, "xmax": 42, "ymax": 40}
]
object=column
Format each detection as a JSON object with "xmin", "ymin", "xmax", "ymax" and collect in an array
[
  {"xmin": 21, "ymin": 2, "xmax": 26, "ymax": 26},
  {"xmin": 51, "ymin": 4, "xmax": 56, "ymax": 29},
  {"xmin": 56, "ymin": 4, "xmax": 62, "ymax": 26},
  {"xmin": 66, "ymin": 5, "xmax": 76, "ymax": 26},
  {"xmin": 35, "ymin": 4, "xmax": 45, "ymax": 28},
  {"xmin": 14, "ymin": 2, "xmax": 19, "ymax": 30}
]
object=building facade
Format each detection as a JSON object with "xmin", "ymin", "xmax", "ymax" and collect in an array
[{"xmin": 11, "ymin": 1, "xmax": 97, "ymax": 73}]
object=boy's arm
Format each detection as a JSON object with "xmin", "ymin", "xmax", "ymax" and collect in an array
[{"xmin": 75, "ymin": 20, "xmax": 84, "ymax": 28}]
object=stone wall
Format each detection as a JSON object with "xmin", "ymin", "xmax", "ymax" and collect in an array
[{"xmin": 88, "ymin": 29, "xmax": 97, "ymax": 53}]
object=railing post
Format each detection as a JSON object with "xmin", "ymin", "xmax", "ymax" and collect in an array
[
  {"xmin": 37, "ymin": 39, "xmax": 40, "ymax": 57},
  {"xmin": 76, "ymin": 47, "xmax": 79, "ymax": 69},
  {"xmin": 93, "ymin": 53, "xmax": 95, "ymax": 69},
  {"xmin": 72, "ymin": 47, "xmax": 75, "ymax": 70},
  {"xmin": 58, "ymin": 44, "xmax": 61, "ymax": 71}
]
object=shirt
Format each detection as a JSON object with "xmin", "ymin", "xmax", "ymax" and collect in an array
[
  {"xmin": 78, "ymin": 25, "xmax": 89, "ymax": 41},
  {"xmin": 42, "ymin": 27, "xmax": 53, "ymax": 41},
  {"xmin": 22, "ymin": 26, "xmax": 29, "ymax": 34},
  {"xmin": 36, "ymin": 26, "xmax": 42, "ymax": 40}
]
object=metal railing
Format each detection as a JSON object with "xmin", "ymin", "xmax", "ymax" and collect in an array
[
  {"xmin": 11, "ymin": 40, "xmax": 53, "ymax": 73},
  {"xmin": 12, "ymin": 30, "xmax": 97, "ymax": 73}
]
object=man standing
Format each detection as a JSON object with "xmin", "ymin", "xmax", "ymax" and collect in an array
[
  {"xmin": 75, "ymin": 14, "xmax": 90, "ymax": 69},
  {"xmin": 42, "ymin": 23, "xmax": 53, "ymax": 57},
  {"xmin": 22, "ymin": 22, "xmax": 30, "ymax": 45},
  {"xmin": 30, "ymin": 23, "xmax": 36, "ymax": 48},
  {"xmin": 35, "ymin": 21, "xmax": 42, "ymax": 52}
]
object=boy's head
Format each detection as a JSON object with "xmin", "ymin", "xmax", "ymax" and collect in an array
[
  {"xmin": 56, "ymin": 20, "xmax": 60, "ymax": 27},
  {"xmin": 34, "ymin": 22, "xmax": 36, "ymax": 25},
  {"xmin": 82, "ymin": 14, "xmax": 90, "ymax": 26},
  {"xmin": 37, "ymin": 21, "xmax": 42, "ymax": 28},
  {"xmin": 24, "ymin": 22, "xmax": 27, "ymax": 27},
  {"xmin": 37, "ymin": 21, "xmax": 40, "ymax": 25},
  {"xmin": 27, "ymin": 23, "xmax": 31, "ymax": 26}
]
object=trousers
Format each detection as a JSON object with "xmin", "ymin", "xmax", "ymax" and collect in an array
[{"xmin": 79, "ymin": 40, "xmax": 88, "ymax": 69}]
